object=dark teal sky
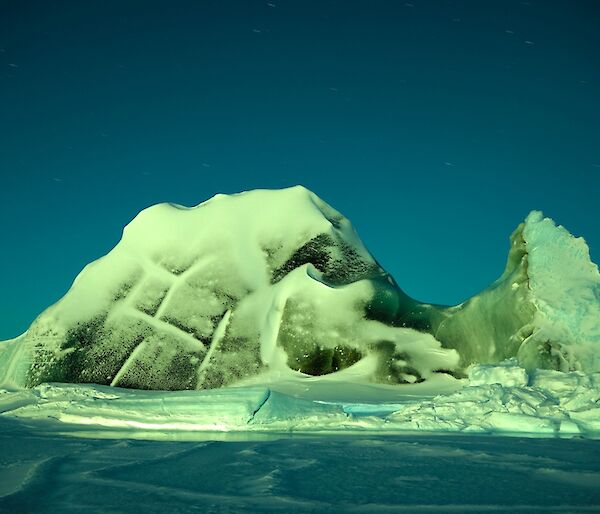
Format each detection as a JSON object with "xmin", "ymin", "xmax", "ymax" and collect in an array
[{"xmin": 1, "ymin": 0, "xmax": 599, "ymax": 339}]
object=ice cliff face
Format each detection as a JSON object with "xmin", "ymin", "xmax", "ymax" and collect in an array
[
  {"xmin": 0, "ymin": 186, "xmax": 598, "ymax": 391},
  {"xmin": 430, "ymin": 211, "xmax": 600, "ymax": 373}
]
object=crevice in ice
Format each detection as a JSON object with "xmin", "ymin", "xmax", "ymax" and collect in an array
[
  {"xmin": 138, "ymin": 255, "xmax": 179, "ymax": 283},
  {"xmin": 247, "ymin": 388, "xmax": 271, "ymax": 423},
  {"xmin": 196, "ymin": 310, "xmax": 232, "ymax": 382},
  {"xmin": 126, "ymin": 309, "xmax": 208, "ymax": 352},
  {"xmin": 110, "ymin": 338, "xmax": 148, "ymax": 387},
  {"xmin": 153, "ymin": 255, "xmax": 213, "ymax": 320}
]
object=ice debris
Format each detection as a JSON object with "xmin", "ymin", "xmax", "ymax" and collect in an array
[{"xmin": 0, "ymin": 362, "xmax": 598, "ymax": 438}]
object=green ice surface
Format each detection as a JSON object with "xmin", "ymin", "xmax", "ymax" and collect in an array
[{"xmin": 1, "ymin": 189, "xmax": 599, "ymax": 392}]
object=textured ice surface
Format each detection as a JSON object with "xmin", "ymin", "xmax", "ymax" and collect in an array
[
  {"xmin": 2, "ymin": 187, "xmax": 600, "ymax": 394},
  {"xmin": 432, "ymin": 211, "xmax": 600, "ymax": 374},
  {"xmin": 521, "ymin": 211, "xmax": 600, "ymax": 372},
  {"xmin": 0, "ymin": 186, "xmax": 459, "ymax": 390},
  {"xmin": 1, "ymin": 361, "xmax": 598, "ymax": 438}
]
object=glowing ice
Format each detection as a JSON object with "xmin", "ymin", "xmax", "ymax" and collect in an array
[{"xmin": 0, "ymin": 186, "xmax": 599, "ymax": 394}]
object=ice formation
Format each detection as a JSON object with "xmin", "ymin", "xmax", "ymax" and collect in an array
[
  {"xmin": 432, "ymin": 211, "xmax": 600, "ymax": 374},
  {"xmin": 1, "ymin": 186, "xmax": 599, "ymax": 396},
  {"xmin": 1, "ymin": 360, "xmax": 598, "ymax": 437}
]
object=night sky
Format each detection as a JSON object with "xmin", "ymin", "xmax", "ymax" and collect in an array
[{"xmin": 1, "ymin": 0, "xmax": 599, "ymax": 340}]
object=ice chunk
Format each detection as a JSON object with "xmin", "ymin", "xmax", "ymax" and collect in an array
[
  {"xmin": 0, "ymin": 187, "xmax": 459, "ymax": 391},
  {"xmin": 430, "ymin": 210, "xmax": 600, "ymax": 373},
  {"xmin": 519, "ymin": 212, "xmax": 600, "ymax": 372},
  {"xmin": 385, "ymin": 364, "xmax": 600, "ymax": 436}
]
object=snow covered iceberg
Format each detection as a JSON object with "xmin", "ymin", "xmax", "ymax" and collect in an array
[{"xmin": 1, "ymin": 186, "xmax": 599, "ymax": 395}]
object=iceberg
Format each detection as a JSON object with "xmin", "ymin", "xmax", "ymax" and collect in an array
[
  {"xmin": 431, "ymin": 210, "xmax": 600, "ymax": 374},
  {"xmin": 0, "ymin": 186, "xmax": 599, "ymax": 437},
  {"xmin": 0, "ymin": 186, "xmax": 457, "ymax": 390}
]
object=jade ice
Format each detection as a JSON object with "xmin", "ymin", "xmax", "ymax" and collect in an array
[{"xmin": 1, "ymin": 186, "xmax": 598, "ymax": 392}]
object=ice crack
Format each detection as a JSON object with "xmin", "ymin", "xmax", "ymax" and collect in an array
[{"xmin": 248, "ymin": 388, "xmax": 271, "ymax": 424}]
